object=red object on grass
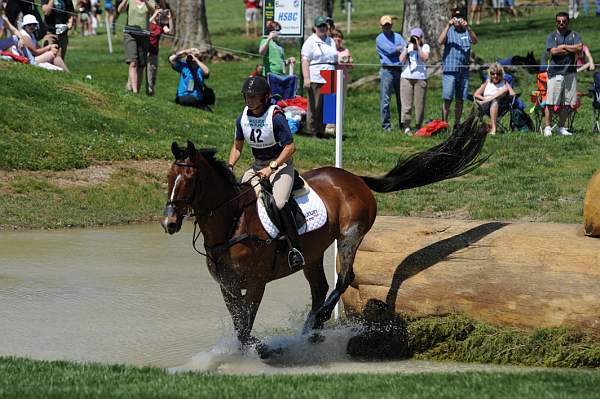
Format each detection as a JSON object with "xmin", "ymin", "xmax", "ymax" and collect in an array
[
  {"xmin": 414, "ymin": 119, "xmax": 449, "ymax": 137},
  {"xmin": 0, "ymin": 51, "xmax": 29, "ymax": 64},
  {"xmin": 276, "ymin": 96, "xmax": 308, "ymax": 112}
]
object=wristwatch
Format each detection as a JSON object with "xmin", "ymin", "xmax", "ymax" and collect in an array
[{"xmin": 269, "ymin": 161, "xmax": 279, "ymax": 170}]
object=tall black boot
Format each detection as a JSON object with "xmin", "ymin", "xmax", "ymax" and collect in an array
[{"xmin": 280, "ymin": 203, "xmax": 305, "ymax": 269}]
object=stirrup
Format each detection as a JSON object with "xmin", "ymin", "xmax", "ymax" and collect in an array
[{"xmin": 287, "ymin": 248, "xmax": 305, "ymax": 269}]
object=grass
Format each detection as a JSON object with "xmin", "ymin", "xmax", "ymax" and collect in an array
[
  {"xmin": 1, "ymin": 1, "xmax": 600, "ymax": 229},
  {"xmin": 2, "ymin": 355, "xmax": 600, "ymax": 399}
]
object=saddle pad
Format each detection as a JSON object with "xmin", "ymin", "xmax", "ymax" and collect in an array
[{"xmin": 257, "ymin": 188, "xmax": 328, "ymax": 239}]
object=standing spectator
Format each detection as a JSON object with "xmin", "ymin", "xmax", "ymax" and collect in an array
[
  {"xmin": 118, "ymin": 0, "xmax": 155, "ymax": 94},
  {"xmin": 399, "ymin": 27, "xmax": 430, "ymax": 135},
  {"xmin": 543, "ymin": 12, "xmax": 582, "ymax": 137},
  {"xmin": 470, "ymin": 0, "xmax": 483, "ymax": 25},
  {"xmin": 169, "ymin": 48, "xmax": 211, "ymax": 111},
  {"xmin": 40, "ymin": 0, "xmax": 74, "ymax": 60},
  {"xmin": 243, "ymin": 0, "xmax": 259, "ymax": 37},
  {"xmin": 259, "ymin": 20, "xmax": 294, "ymax": 76},
  {"xmin": 492, "ymin": 0, "xmax": 502, "ymax": 23},
  {"xmin": 438, "ymin": 8, "xmax": 478, "ymax": 127},
  {"xmin": 146, "ymin": 5, "xmax": 172, "ymax": 96},
  {"xmin": 376, "ymin": 15, "xmax": 405, "ymax": 132},
  {"xmin": 77, "ymin": 0, "xmax": 92, "ymax": 36},
  {"xmin": 301, "ymin": 15, "xmax": 338, "ymax": 138},
  {"xmin": 325, "ymin": 17, "xmax": 335, "ymax": 36},
  {"xmin": 505, "ymin": 0, "xmax": 518, "ymax": 22},
  {"xmin": 332, "ymin": 29, "xmax": 353, "ymax": 88},
  {"xmin": 104, "ymin": 0, "xmax": 116, "ymax": 34},
  {"xmin": 569, "ymin": 0, "xmax": 580, "ymax": 19}
]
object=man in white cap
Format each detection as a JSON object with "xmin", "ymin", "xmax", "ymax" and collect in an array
[{"xmin": 375, "ymin": 15, "xmax": 406, "ymax": 132}]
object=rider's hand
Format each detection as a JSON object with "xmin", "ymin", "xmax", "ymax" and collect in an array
[{"xmin": 259, "ymin": 166, "xmax": 273, "ymax": 179}]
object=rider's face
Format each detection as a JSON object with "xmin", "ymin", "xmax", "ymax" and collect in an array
[{"xmin": 245, "ymin": 93, "xmax": 267, "ymax": 113}]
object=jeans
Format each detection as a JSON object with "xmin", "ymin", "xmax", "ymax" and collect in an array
[{"xmin": 380, "ymin": 67, "xmax": 402, "ymax": 130}]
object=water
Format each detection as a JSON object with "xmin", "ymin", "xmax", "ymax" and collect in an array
[{"xmin": 0, "ymin": 224, "xmax": 532, "ymax": 374}]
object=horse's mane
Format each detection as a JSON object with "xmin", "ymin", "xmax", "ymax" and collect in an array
[{"xmin": 197, "ymin": 148, "xmax": 238, "ymax": 188}]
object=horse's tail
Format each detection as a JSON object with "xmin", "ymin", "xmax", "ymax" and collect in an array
[{"xmin": 361, "ymin": 111, "xmax": 489, "ymax": 193}]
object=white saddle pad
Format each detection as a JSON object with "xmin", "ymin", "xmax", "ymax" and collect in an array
[{"xmin": 257, "ymin": 188, "xmax": 328, "ymax": 239}]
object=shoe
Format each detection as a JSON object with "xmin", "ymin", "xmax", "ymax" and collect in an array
[
  {"xmin": 404, "ymin": 127, "xmax": 412, "ymax": 135},
  {"xmin": 543, "ymin": 126, "xmax": 553, "ymax": 137},
  {"xmin": 383, "ymin": 126, "xmax": 392, "ymax": 132},
  {"xmin": 558, "ymin": 127, "xmax": 573, "ymax": 136},
  {"xmin": 325, "ymin": 124, "xmax": 336, "ymax": 134}
]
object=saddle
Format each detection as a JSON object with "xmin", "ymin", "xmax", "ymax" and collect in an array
[{"xmin": 259, "ymin": 170, "xmax": 307, "ymax": 235}]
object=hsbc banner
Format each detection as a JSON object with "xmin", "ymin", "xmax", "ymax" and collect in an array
[{"xmin": 262, "ymin": 0, "xmax": 304, "ymax": 37}]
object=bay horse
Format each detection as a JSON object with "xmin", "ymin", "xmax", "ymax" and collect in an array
[{"xmin": 161, "ymin": 113, "xmax": 488, "ymax": 356}]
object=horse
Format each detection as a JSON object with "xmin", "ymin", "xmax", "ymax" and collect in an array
[{"xmin": 161, "ymin": 113, "xmax": 488, "ymax": 357}]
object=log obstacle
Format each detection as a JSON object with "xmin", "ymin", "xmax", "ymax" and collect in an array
[
  {"xmin": 342, "ymin": 216, "xmax": 600, "ymax": 331},
  {"xmin": 584, "ymin": 169, "xmax": 600, "ymax": 237}
]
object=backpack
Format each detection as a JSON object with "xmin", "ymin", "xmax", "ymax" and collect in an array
[{"xmin": 510, "ymin": 107, "xmax": 534, "ymax": 132}]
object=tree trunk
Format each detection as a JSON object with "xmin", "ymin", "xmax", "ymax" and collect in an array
[
  {"xmin": 174, "ymin": 0, "xmax": 214, "ymax": 59},
  {"xmin": 304, "ymin": 0, "xmax": 327, "ymax": 39},
  {"xmin": 342, "ymin": 216, "xmax": 600, "ymax": 332}
]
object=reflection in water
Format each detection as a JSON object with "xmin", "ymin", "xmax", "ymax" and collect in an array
[{"xmin": 0, "ymin": 223, "xmax": 323, "ymax": 368}]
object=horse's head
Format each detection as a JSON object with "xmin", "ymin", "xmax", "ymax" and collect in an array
[{"xmin": 161, "ymin": 140, "xmax": 217, "ymax": 234}]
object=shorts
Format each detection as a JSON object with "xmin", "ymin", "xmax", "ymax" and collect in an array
[
  {"xmin": 123, "ymin": 31, "xmax": 149, "ymax": 66},
  {"xmin": 479, "ymin": 95, "xmax": 510, "ymax": 115},
  {"xmin": 245, "ymin": 8, "xmax": 259, "ymax": 22},
  {"xmin": 471, "ymin": 0, "xmax": 484, "ymax": 5},
  {"xmin": 442, "ymin": 71, "xmax": 470, "ymax": 101},
  {"xmin": 492, "ymin": 0, "xmax": 502, "ymax": 8},
  {"xmin": 546, "ymin": 74, "xmax": 577, "ymax": 106},
  {"xmin": 504, "ymin": 0, "xmax": 514, "ymax": 6}
]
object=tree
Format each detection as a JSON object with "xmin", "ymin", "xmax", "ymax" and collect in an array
[
  {"xmin": 402, "ymin": 0, "xmax": 468, "ymax": 63},
  {"xmin": 174, "ymin": 0, "xmax": 214, "ymax": 59},
  {"xmin": 304, "ymin": 0, "xmax": 327, "ymax": 39}
]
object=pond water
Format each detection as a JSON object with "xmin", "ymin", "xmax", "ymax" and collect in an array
[{"xmin": 0, "ymin": 223, "xmax": 530, "ymax": 375}]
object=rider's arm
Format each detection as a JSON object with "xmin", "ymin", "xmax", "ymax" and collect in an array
[
  {"xmin": 228, "ymin": 139, "xmax": 244, "ymax": 169},
  {"xmin": 273, "ymin": 142, "xmax": 296, "ymax": 168}
]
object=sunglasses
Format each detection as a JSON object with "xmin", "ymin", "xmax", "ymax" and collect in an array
[
  {"xmin": 556, "ymin": 19, "xmax": 568, "ymax": 24},
  {"xmin": 317, "ymin": 24, "xmax": 328, "ymax": 28},
  {"xmin": 491, "ymin": 72, "xmax": 502, "ymax": 76}
]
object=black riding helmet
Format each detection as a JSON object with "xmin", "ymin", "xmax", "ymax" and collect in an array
[{"xmin": 241, "ymin": 76, "xmax": 271, "ymax": 96}]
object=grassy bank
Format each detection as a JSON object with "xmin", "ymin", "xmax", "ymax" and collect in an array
[
  {"xmin": 1, "ymin": 1, "xmax": 600, "ymax": 228},
  {"xmin": 2, "ymin": 355, "xmax": 600, "ymax": 399}
]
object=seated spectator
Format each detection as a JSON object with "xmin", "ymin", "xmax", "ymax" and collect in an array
[
  {"xmin": 169, "ymin": 48, "xmax": 211, "ymax": 111},
  {"xmin": 473, "ymin": 63, "xmax": 515, "ymax": 134},
  {"xmin": 17, "ymin": 14, "xmax": 69, "ymax": 71}
]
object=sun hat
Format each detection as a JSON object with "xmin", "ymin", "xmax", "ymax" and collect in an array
[
  {"xmin": 410, "ymin": 27, "xmax": 423, "ymax": 37},
  {"xmin": 314, "ymin": 16, "xmax": 327, "ymax": 27},
  {"xmin": 22, "ymin": 14, "xmax": 39, "ymax": 27},
  {"xmin": 379, "ymin": 15, "xmax": 393, "ymax": 26}
]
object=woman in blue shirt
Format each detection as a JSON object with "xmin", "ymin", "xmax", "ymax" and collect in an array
[{"xmin": 169, "ymin": 48, "xmax": 211, "ymax": 111}]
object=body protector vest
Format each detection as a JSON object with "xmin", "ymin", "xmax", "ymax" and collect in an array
[{"xmin": 240, "ymin": 105, "xmax": 279, "ymax": 149}]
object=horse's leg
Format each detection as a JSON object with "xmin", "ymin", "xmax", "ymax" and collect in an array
[
  {"xmin": 301, "ymin": 255, "xmax": 328, "ymax": 331},
  {"xmin": 220, "ymin": 283, "xmax": 265, "ymax": 349},
  {"xmin": 303, "ymin": 227, "xmax": 365, "ymax": 333}
]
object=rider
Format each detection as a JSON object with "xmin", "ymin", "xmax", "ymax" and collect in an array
[{"xmin": 227, "ymin": 75, "xmax": 305, "ymax": 269}]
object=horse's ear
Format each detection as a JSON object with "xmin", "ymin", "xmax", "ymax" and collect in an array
[
  {"xmin": 171, "ymin": 142, "xmax": 184, "ymax": 160},
  {"xmin": 187, "ymin": 141, "xmax": 196, "ymax": 161},
  {"xmin": 199, "ymin": 147, "xmax": 217, "ymax": 160}
]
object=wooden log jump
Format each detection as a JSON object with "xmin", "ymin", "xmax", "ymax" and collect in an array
[{"xmin": 342, "ymin": 216, "xmax": 600, "ymax": 331}]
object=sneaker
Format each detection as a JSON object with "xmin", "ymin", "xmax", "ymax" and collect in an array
[
  {"xmin": 404, "ymin": 127, "xmax": 412, "ymax": 135},
  {"xmin": 558, "ymin": 127, "xmax": 573, "ymax": 136},
  {"xmin": 543, "ymin": 126, "xmax": 553, "ymax": 137},
  {"xmin": 383, "ymin": 126, "xmax": 392, "ymax": 132}
]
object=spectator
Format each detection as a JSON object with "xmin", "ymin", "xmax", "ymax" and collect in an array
[
  {"xmin": 331, "ymin": 29, "xmax": 353, "ymax": 88},
  {"xmin": 399, "ymin": 27, "xmax": 430, "ymax": 134},
  {"xmin": 104, "ymin": 0, "xmax": 116, "ymax": 34},
  {"xmin": 325, "ymin": 16, "xmax": 335, "ymax": 36},
  {"xmin": 17, "ymin": 14, "xmax": 69, "ymax": 71},
  {"xmin": 146, "ymin": 5, "xmax": 172, "ymax": 96},
  {"xmin": 505, "ymin": 0, "xmax": 518, "ymax": 22},
  {"xmin": 470, "ymin": 0, "xmax": 483, "ymax": 25},
  {"xmin": 492, "ymin": 0, "xmax": 502, "ymax": 23},
  {"xmin": 169, "ymin": 48, "xmax": 211, "ymax": 111},
  {"xmin": 40, "ymin": 0, "xmax": 74, "ymax": 60},
  {"xmin": 376, "ymin": 15, "xmax": 405, "ymax": 132},
  {"xmin": 438, "ymin": 8, "xmax": 478, "ymax": 127},
  {"xmin": 473, "ymin": 63, "xmax": 516, "ymax": 135},
  {"xmin": 576, "ymin": 43, "xmax": 595, "ymax": 72},
  {"xmin": 249, "ymin": 63, "xmax": 263, "ymax": 77},
  {"xmin": 77, "ymin": 0, "xmax": 92, "ymax": 36},
  {"xmin": 243, "ymin": 0, "xmax": 259, "ymax": 37},
  {"xmin": 569, "ymin": 0, "xmax": 580, "ymax": 19},
  {"xmin": 118, "ymin": 0, "xmax": 155, "ymax": 94},
  {"xmin": 543, "ymin": 12, "xmax": 582, "ymax": 137},
  {"xmin": 259, "ymin": 20, "xmax": 295, "ymax": 77},
  {"xmin": 301, "ymin": 15, "xmax": 338, "ymax": 138}
]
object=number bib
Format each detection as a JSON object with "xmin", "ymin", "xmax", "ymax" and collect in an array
[{"xmin": 240, "ymin": 105, "xmax": 278, "ymax": 149}]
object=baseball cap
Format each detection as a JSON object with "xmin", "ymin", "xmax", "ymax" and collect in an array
[
  {"xmin": 410, "ymin": 27, "xmax": 423, "ymax": 37},
  {"xmin": 379, "ymin": 15, "xmax": 393, "ymax": 26},
  {"xmin": 451, "ymin": 8, "xmax": 463, "ymax": 18},
  {"xmin": 22, "ymin": 14, "xmax": 39, "ymax": 27},
  {"xmin": 314, "ymin": 16, "xmax": 327, "ymax": 27}
]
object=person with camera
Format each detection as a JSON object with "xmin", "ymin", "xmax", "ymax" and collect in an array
[
  {"xmin": 169, "ymin": 48, "xmax": 212, "ymax": 111},
  {"xmin": 399, "ymin": 27, "xmax": 429, "ymax": 135},
  {"xmin": 40, "ymin": 0, "xmax": 74, "ymax": 60},
  {"xmin": 146, "ymin": 5, "xmax": 172, "ymax": 96},
  {"xmin": 227, "ymin": 75, "xmax": 305, "ymax": 269},
  {"xmin": 119, "ymin": 0, "xmax": 155, "ymax": 94},
  {"xmin": 17, "ymin": 14, "xmax": 69, "ymax": 71},
  {"xmin": 438, "ymin": 8, "xmax": 478, "ymax": 128},
  {"xmin": 259, "ymin": 20, "xmax": 295, "ymax": 77},
  {"xmin": 375, "ymin": 15, "xmax": 406, "ymax": 132}
]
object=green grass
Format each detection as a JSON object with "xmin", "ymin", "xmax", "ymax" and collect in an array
[
  {"xmin": 2, "ymin": 356, "xmax": 600, "ymax": 399},
  {"xmin": 1, "ymin": 2, "xmax": 600, "ymax": 228}
]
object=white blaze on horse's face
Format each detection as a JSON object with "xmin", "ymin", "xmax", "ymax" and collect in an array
[{"xmin": 170, "ymin": 174, "xmax": 182, "ymax": 202}]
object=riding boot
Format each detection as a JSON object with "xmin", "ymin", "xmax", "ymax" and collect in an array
[{"xmin": 280, "ymin": 203, "xmax": 305, "ymax": 269}]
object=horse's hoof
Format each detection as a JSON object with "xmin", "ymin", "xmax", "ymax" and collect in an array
[
  {"xmin": 255, "ymin": 342, "xmax": 283, "ymax": 360},
  {"xmin": 307, "ymin": 332, "xmax": 326, "ymax": 344}
]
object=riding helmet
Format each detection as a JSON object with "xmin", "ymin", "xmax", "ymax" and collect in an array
[{"xmin": 241, "ymin": 76, "xmax": 270, "ymax": 96}]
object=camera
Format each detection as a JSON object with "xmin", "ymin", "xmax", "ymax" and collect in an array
[{"xmin": 410, "ymin": 36, "xmax": 417, "ymax": 44}]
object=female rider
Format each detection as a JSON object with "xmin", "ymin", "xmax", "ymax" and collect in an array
[{"xmin": 227, "ymin": 76, "xmax": 304, "ymax": 269}]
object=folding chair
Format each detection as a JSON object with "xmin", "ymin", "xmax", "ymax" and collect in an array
[
  {"xmin": 477, "ymin": 72, "xmax": 518, "ymax": 133},
  {"xmin": 590, "ymin": 72, "xmax": 600, "ymax": 133},
  {"xmin": 529, "ymin": 71, "xmax": 579, "ymax": 133},
  {"xmin": 267, "ymin": 73, "xmax": 297, "ymax": 100}
]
